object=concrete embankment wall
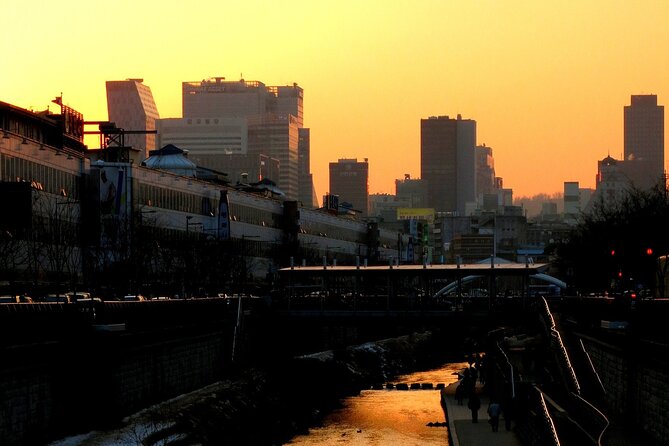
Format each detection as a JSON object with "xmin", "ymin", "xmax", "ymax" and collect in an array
[
  {"xmin": 0, "ymin": 301, "xmax": 483, "ymax": 446},
  {"xmin": 579, "ymin": 334, "xmax": 669, "ymax": 445},
  {"xmin": 0, "ymin": 312, "xmax": 234, "ymax": 446}
]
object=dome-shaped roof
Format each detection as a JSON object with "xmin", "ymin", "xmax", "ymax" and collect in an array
[
  {"xmin": 143, "ymin": 144, "xmax": 197, "ymax": 176},
  {"xmin": 600, "ymin": 155, "xmax": 617, "ymax": 166}
]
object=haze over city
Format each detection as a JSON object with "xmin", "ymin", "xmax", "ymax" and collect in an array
[{"xmin": 3, "ymin": 1, "xmax": 669, "ymax": 198}]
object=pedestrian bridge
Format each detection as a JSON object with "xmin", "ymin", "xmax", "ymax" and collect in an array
[{"xmin": 277, "ymin": 261, "xmax": 551, "ymax": 312}]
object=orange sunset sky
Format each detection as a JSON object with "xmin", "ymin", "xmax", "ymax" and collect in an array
[{"xmin": 2, "ymin": 1, "xmax": 669, "ymax": 199}]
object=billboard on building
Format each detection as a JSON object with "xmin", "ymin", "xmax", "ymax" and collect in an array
[
  {"xmin": 98, "ymin": 166, "xmax": 129, "ymax": 217},
  {"xmin": 98, "ymin": 166, "xmax": 130, "ymax": 250},
  {"xmin": 397, "ymin": 208, "xmax": 435, "ymax": 221}
]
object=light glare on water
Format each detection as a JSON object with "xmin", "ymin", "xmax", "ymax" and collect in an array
[{"xmin": 286, "ymin": 362, "xmax": 468, "ymax": 445}]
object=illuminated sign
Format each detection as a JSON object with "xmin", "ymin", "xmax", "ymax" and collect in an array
[{"xmin": 397, "ymin": 208, "xmax": 435, "ymax": 220}]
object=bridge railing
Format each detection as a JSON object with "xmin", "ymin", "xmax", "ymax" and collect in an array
[{"xmin": 273, "ymin": 292, "xmax": 456, "ymax": 312}]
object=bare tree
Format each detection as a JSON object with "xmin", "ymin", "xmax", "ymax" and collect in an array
[{"xmin": 19, "ymin": 191, "xmax": 83, "ymax": 292}]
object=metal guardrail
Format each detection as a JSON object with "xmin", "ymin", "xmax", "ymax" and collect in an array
[
  {"xmin": 496, "ymin": 341, "xmax": 515, "ymax": 398},
  {"xmin": 540, "ymin": 298, "xmax": 611, "ymax": 446},
  {"xmin": 535, "ymin": 387, "xmax": 562, "ymax": 446},
  {"xmin": 570, "ymin": 392, "xmax": 610, "ymax": 446},
  {"xmin": 541, "ymin": 297, "xmax": 581, "ymax": 395},
  {"xmin": 578, "ymin": 339, "xmax": 607, "ymax": 398}
]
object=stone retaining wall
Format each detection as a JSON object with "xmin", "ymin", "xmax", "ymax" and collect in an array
[{"xmin": 580, "ymin": 335, "xmax": 669, "ymax": 445}]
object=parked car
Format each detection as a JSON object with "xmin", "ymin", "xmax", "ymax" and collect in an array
[
  {"xmin": 43, "ymin": 294, "xmax": 72, "ymax": 303},
  {"xmin": 66, "ymin": 291, "xmax": 92, "ymax": 302},
  {"xmin": 123, "ymin": 294, "xmax": 145, "ymax": 301},
  {"xmin": 0, "ymin": 295, "xmax": 34, "ymax": 303}
]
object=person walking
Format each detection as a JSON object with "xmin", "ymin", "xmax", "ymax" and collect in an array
[
  {"xmin": 487, "ymin": 400, "xmax": 501, "ymax": 432},
  {"xmin": 455, "ymin": 382, "xmax": 465, "ymax": 405},
  {"xmin": 468, "ymin": 393, "xmax": 481, "ymax": 423},
  {"xmin": 503, "ymin": 398, "xmax": 515, "ymax": 431}
]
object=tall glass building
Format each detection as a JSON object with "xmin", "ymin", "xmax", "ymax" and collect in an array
[{"xmin": 106, "ymin": 79, "xmax": 160, "ymax": 159}]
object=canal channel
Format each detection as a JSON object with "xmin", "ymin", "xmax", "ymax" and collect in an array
[{"xmin": 286, "ymin": 362, "xmax": 467, "ymax": 445}]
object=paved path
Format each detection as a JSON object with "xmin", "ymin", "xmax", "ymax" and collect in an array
[{"xmin": 441, "ymin": 382, "xmax": 522, "ymax": 446}]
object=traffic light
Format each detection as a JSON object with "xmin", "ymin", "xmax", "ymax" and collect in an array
[{"xmin": 646, "ymin": 248, "xmax": 654, "ymax": 256}]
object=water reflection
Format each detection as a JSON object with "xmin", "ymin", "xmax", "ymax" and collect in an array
[{"xmin": 286, "ymin": 362, "xmax": 468, "ymax": 445}]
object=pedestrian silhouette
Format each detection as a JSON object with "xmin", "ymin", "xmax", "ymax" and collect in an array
[
  {"xmin": 487, "ymin": 400, "xmax": 501, "ymax": 432},
  {"xmin": 468, "ymin": 393, "xmax": 481, "ymax": 423},
  {"xmin": 503, "ymin": 398, "xmax": 515, "ymax": 431},
  {"xmin": 455, "ymin": 382, "xmax": 465, "ymax": 405}
]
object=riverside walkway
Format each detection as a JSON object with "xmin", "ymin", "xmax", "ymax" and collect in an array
[{"xmin": 441, "ymin": 381, "xmax": 522, "ymax": 446}]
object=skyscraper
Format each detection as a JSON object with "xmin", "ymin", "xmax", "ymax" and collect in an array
[
  {"xmin": 624, "ymin": 94, "xmax": 664, "ymax": 183},
  {"xmin": 182, "ymin": 78, "xmax": 303, "ymax": 124},
  {"xmin": 475, "ymin": 144, "xmax": 496, "ymax": 198},
  {"xmin": 248, "ymin": 114, "xmax": 300, "ymax": 199},
  {"xmin": 177, "ymin": 77, "xmax": 312, "ymax": 201},
  {"xmin": 298, "ymin": 128, "xmax": 316, "ymax": 207},
  {"xmin": 329, "ymin": 158, "xmax": 369, "ymax": 216},
  {"xmin": 106, "ymin": 79, "xmax": 160, "ymax": 159},
  {"xmin": 421, "ymin": 115, "xmax": 476, "ymax": 214}
]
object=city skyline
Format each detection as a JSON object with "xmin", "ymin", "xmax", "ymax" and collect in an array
[{"xmin": 3, "ymin": 1, "xmax": 669, "ymax": 198}]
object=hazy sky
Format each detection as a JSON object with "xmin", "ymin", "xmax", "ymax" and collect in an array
[{"xmin": 3, "ymin": 1, "xmax": 669, "ymax": 198}]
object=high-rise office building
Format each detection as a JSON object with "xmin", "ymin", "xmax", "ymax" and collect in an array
[
  {"xmin": 624, "ymin": 95, "xmax": 664, "ymax": 184},
  {"xmin": 421, "ymin": 115, "xmax": 476, "ymax": 214},
  {"xmin": 106, "ymin": 79, "xmax": 160, "ymax": 159},
  {"xmin": 178, "ymin": 77, "xmax": 311, "ymax": 201},
  {"xmin": 248, "ymin": 114, "xmax": 300, "ymax": 199},
  {"xmin": 329, "ymin": 158, "xmax": 369, "ymax": 216},
  {"xmin": 476, "ymin": 144, "xmax": 496, "ymax": 197},
  {"xmin": 182, "ymin": 78, "xmax": 304, "ymax": 124},
  {"xmin": 156, "ymin": 117, "xmax": 248, "ymax": 155},
  {"xmin": 298, "ymin": 128, "xmax": 316, "ymax": 207}
]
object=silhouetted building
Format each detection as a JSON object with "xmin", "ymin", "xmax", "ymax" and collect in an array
[
  {"xmin": 395, "ymin": 175, "xmax": 428, "ymax": 208},
  {"xmin": 624, "ymin": 94, "xmax": 664, "ymax": 186},
  {"xmin": 593, "ymin": 155, "xmax": 630, "ymax": 207},
  {"xmin": 106, "ymin": 79, "xmax": 160, "ymax": 158},
  {"xmin": 247, "ymin": 114, "xmax": 300, "ymax": 199},
  {"xmin": 476, "ymin": 144, "xmax": 496, "ymax": 197},
  {"xmin": 182, "ymin": 78, "xmax": 303, "ymax": 126},
  {"xmin": 298, "ymin": 128, "xmax": 316, "ymax": 207},
  {"xmin": 421, "ymin": 115, "xmax": 476, "ymax": 214},
  {"xmin": 176, "ymin": 77, "xmax": 311, "ymax": 202},
  {"xmin": 329, "ymin": 158, "xmax": 369, "ymax": 216},
  {"xmin": 564, "ymin": 182, "xmax": 580, "ymax": 216}
]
